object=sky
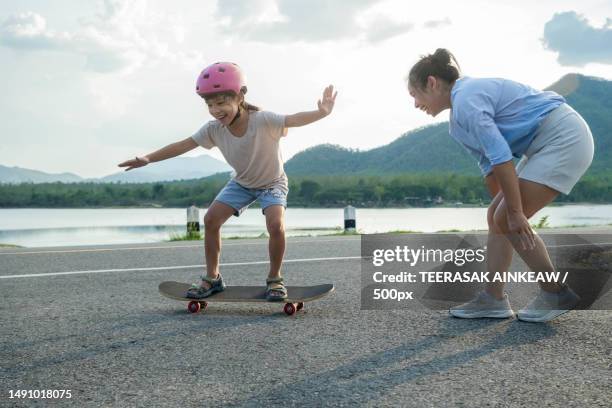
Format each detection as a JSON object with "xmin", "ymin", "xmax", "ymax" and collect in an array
[{"xmin": 1, "ymin": 0, "xmax": 611, "ymax": 178}]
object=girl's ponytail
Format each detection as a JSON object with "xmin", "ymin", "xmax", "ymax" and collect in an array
[{"xmin": 241, "ymin": 100, "xmax": 260, "ymax": 112}]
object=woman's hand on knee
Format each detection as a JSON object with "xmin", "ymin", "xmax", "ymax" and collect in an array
[{"xmin": 506, "ymin": 211, "xmax": 536, "ymax": 251}]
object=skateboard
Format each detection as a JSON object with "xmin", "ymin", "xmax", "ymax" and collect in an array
[{"xmin": 159, "ymin": 281, "xmax": 334, "ymax": 315}]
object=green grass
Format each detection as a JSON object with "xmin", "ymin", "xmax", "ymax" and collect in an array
[
  {"xmin": 168, "ymin": 231, "xmax": 203, "ymax": 241},
  {"xmin": 322, "ymin": 230, "xmax": 361, "ymax": 236},
  {"xmin": 167, "ymin": 220, "xmax": 612, "ymax": 242},
  {"xmin": 531, "ymin": 215, "xmax": 551, "ymax": 229}
]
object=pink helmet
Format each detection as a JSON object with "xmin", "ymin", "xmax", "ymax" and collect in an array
[{"xmin": 195, "ymin": 62, "xmax": 247, "ymax": 97}]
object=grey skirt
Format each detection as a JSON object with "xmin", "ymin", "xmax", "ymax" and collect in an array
[{"xmin": 516, "ymin": 103, "xmax": 594, "ymax": 195}]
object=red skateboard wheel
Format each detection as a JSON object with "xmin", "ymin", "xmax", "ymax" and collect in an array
[
  {"xmin": 188, "ymin": 301, "xmax": 201, "ymax": 313},
  {"xmin": 284, "ymin": 303, "xmax": 296, "ymax": 316}
]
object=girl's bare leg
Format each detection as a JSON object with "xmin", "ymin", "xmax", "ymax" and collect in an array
[
  {"xmin": 264, "ymin": 205, "xmax": 286, "ymax": 279},
  {"xmin": 200, "ymin": 201, "xmax": 235, "ymax": 289}
]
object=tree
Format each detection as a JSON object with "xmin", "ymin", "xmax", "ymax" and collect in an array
[{"xmin": 300, "ymin": 180, "xmax": 321, "ymax": 202}]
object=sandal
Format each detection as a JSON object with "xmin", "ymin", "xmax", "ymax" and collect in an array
[
  {"xmin": 185, "ymin": 273, "xmax": 226, "ymax": 299},
  {"xmin": 266, "ymin": 277, "xmax": 288, "ymax": 301}
]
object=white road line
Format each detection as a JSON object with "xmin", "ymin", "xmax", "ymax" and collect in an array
[
  {"xmin": 0, "ymin": 238, "xmax": 360, "ymax": 256},
  {"xmin": 552, "ymin": 243, "xmax": 612, "ymax": 248},
  {"xmin": 0, "ymin": 244, "xmax": 201, "ymax": 255},
  {"xmin": 2, "ymin": 238, "xmax": 609, "ymax": 257},
  {"xmin": 0, "ymin": 256, "xmax": 363, "ymax": 279}
]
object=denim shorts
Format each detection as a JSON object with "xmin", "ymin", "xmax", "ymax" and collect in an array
[{"xmin": 214, "ymin": 179, "xmax": 288, "ymax": 216}]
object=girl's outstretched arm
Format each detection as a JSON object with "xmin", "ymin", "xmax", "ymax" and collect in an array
[
  {"xmin": 118, "ymin": 137, "xmax": 198, "ymax": 171},
  {"xmin": 285, "ymin": 85, "xmax": 337, "ymax": 128}
]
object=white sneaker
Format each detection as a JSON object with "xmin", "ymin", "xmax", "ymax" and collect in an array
[
  {"xmin": 518, "ymin": 286, "xmax": 580, "ymax": 323},
  {"xmin": 449, "ymin": 290, "xmax": 515, "ymax": 319}
]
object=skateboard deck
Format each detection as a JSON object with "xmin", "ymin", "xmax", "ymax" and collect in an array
[{"xmin": 159, "ymin": 281, "xmax": 334, "ymax": 315}]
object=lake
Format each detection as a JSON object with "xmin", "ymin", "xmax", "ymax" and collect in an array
[{"xmin": 1, "ymin": 205, "xmax": 611, "ymax": 247}]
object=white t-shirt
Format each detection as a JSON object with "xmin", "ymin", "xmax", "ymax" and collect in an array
[{"xmin": 191, "ymin": 111, "xmax": 288, "ymax": 191}]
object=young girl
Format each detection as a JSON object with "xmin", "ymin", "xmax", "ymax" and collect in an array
[
  {"xmin": 406, "ymin": 49, "xmax": 594, "ymax": 322},
  {"xmin": 119, "ymin": 62, "xmax": 337, "ymax": 301}
]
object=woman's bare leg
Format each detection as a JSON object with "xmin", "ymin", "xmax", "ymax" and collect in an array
[
  {"xmin": 491, "ymin": 179, "xmax": 561, "ymax": 294},
  {"xmin": 485, "ymin": 192, "xmax": 514, "ymax": 299}
]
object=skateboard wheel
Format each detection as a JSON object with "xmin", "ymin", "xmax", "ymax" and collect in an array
[
  {"xmin": 187, "ymin": 301, "xmax": 201, "ymax": 313},
  {"xmin": 296, "ymin": 302, "xmax": 304, "ymax": 311},
  {"xmin": 199, "ymin": 301, "xmax": 208, "ymax": 311},
  {"xmin": 284, "ymin": 303, "xmax": 296, "ymax": 316}
]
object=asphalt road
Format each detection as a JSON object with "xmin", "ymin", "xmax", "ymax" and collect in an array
[{"xmin": 1, "ymin": 232, "xmax": 610, "ymax": 407}]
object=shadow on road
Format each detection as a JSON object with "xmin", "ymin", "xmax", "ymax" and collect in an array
[{"xmin": 228, "ymin": 317, "xmax": 557, "ymax": 406}]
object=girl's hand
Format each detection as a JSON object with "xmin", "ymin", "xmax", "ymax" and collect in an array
[
  {"xmin": 118, "ymin": 156, "xmax": 150, "ymax": 171},
  {"xmin": 506, "ymin": 211, "xmax": 536, "ymax": 250},
  {"xmin": 317, "ymin": 85, "xmax": 337, "ymax": 117}
]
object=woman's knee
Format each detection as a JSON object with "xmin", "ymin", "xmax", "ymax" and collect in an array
[
  {"xmin": 492, "ymin": 205, "xmax": 510, "ymax": 234},
  {"xmin": 487, "ymin": 205, "xmax": 496, "ymax": 230},
  {"xmin": 487, "ymin": 199, "xmax": 503, "ymax": 233}
]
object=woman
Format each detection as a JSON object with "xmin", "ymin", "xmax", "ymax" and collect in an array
[{"xmin": 406, "ymin": 49, "xmax": 594, "ymax": 322}]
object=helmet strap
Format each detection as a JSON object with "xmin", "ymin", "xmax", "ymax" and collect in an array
[{"xmin": 228, "ymin": 97, "xmax": 245, "ymax": 127}]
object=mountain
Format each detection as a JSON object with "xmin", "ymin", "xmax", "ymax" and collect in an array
[
  {"xmin": 285, "ymin": 124, "xmax": 476, "ymax": 176},
  {"xmin": 4, "ymin": 74, "xmax": 609, "ymax": 184},
  {"xmin": 0, "ymin": 165, "xmax": 83, "ymax": 184},
  {"xmin": 100, "ymin": 154, "xmax": 231, "ymax": 183},
  {"xmin": 286, "ymin": 73, "xmax": 611, "ymax": 176},
  {"xmin": 0, "ymin": 154, "xmax": 231, "ymax": 184}
]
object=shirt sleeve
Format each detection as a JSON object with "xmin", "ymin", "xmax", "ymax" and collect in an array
[
  {"xmin": 260, "ymin": 111, "xmax": 288, "ymax": 140},
  {"xmin": 191, "ymin": 122, "xmax": 215, "ymax": 149},
  {"xmin": 458, "ymin": 94, "xmax": 513, "ymax": 168},
  {"xmin": 460, "ymin": 141, "xmax": 494, "ymax": 178},
  {"xmin": 477, "ymin": 154, "xmax": 493, "ymax": 177}
]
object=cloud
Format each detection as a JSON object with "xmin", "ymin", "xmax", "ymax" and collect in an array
[
  {"xmin": 0, "ymin": 0, "xmax": 195, "ymax": 73},
  {"xmin": 543, "ymin": 11, "xmax": 612, "ymax": 67},
  {"xmin": 0, "ymin": 12, "xmax": 72, "ymax": 50},
  {"xmin": 362, "ymin": 15, "xmax": 414, "ymax": 44},
  {"xmin": 423, "ymin": 18, "xmax": 452, "ymax": 29},
  {"xmin": 215, "ymin": 0, "xmax": 413, "ymax": 43}
]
